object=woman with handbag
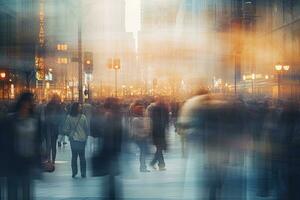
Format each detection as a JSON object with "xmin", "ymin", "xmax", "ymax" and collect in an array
[
  {"xmin": 131, "ymin": 104, "xmax": 151, "ymax": 172},
  {"xmin": 63, "ymin": 102, "xmax": 89, "ymax": 178}
]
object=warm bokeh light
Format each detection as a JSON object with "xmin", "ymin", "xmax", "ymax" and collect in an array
[
  {"xmin": 275, "ymin": 64, "xmax": 283, "ymax": 71},
  {"xmin": 0, "ymin": 72, "xmax": 6, "ymax": 79},
  {"xmin": 283, "ymin": 65, "xmax": 290, "ymax": 71}
]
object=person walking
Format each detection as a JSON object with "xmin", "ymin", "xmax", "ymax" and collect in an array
[
  {"xmin": 148, "ymin": 98, "xmax": 169, "ymax": 171},
  {"xmin": 92, "ymin": 98, "xmax": 123, "ymax": 199},
  {"xmin": 63, "ymin": 103, "xmax": 89, "ymax": 178},
  {"xmin": 58, "ymin": 103, "xmax": 68, "ymax": 147},
  {"xmin": 45, "ymin": 95, "xmax": 63, "ymax": 164},
  {"xmin": 2, "ymin": 92, "xmax": 42, "ymax": 200},
  {"xmin": 131, "ymin": 104, "xmax": 151, "ymax": 172}
]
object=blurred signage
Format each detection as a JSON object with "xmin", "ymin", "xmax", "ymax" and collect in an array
[{"xmin": 35, "ymin": 56, "xmax": 45, "ymax": 80}]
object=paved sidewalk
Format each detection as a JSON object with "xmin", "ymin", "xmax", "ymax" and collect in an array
[{"xmin": 35, "ymin": 128, "xmax": 275, "ymax": 200}]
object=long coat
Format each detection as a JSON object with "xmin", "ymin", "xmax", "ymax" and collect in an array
[
  {"xmin": 1, "ymin": 113, "xmax": 42, "ymax": 177},
  {"xmin": 149, "ymin": 103, "xmax": 169, "ymax": 149}
]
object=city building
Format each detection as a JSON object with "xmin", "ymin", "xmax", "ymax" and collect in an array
[{"xmin": 0, "ymin": 0, "xmax": 39, "ymax": 99}]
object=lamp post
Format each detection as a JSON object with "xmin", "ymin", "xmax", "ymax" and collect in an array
[
  {"xmin": 275, "ymin": 64, "xmax": 282, "ymax": 99},
  {"xmin": 0, "ymin": 72, "xmax": 6, "ymax": 99},
  {"xmin": 114, "ymin": 65, "xmax": 120, "ymax": 97},
  {"xmin": 108, "ymin": 58, "xmax": 120, "ymax": 97},
  {"xmin": 275, "ymin": 64, "xmax": 289, "ymax": 99},
  {"xmin": 251, "ymin": 73, "xmax": 255, "ymax": 94}
]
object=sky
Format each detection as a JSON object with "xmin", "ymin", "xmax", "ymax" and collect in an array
[{"xmin": 125, "ymin": 0, "xmax": 141, "ymax": 49}]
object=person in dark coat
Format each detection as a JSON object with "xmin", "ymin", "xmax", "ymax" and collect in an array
[
  {"xmin": 2, "ymin": 92, "xmax": 42, "ymax": 200},
  {"xmin": 177, "ymin": 94, "xmax": 247, "ymax": 200},
  {"xmin": 148, "ymin": 98, "xmax": 169, "ymax": 171},
  {"xmin": 92, "ymin": 98, "xmax": 123, "ymax": 199},
  {"xmin": 275, "ymin": 102, "xmax": 300, "ymax": 200},
  {"xmin": 45, "ymin": 94, "xmax": 63, "ymax": 164}
]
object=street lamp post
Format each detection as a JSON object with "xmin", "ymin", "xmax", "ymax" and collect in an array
[
  {"xmin": 78, "ymin": 7, "xmax": 83, "ymax": 104},
  {"xmin": 275, "ymin": 64, "xmax": 282, "ymax": 99},
  {"xmin": 251, "ymin": 73, "xmax": 255, "ymax": 94},
  {"xmin": 0, "ymin": 72, "xmax": 6, "ymax": 99},
  {"xmin": 275, "ymin": 64, "xmax": 289, "ymax": 99},
  {"xmin": 114, "ymin": 66, "xmax": 120, "ymax": 97},
  {"xmin": 108, "ymin": 58, "xmax": 120, "ymax": 97}
]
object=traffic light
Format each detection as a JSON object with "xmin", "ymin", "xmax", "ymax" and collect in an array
[
  {"xmin": 84, "ymin": 52, "xmax": 93, "ymax": 74},
  {"xmin": 113, "ymin": 58, "xmax": 120, "ymax": 69}
]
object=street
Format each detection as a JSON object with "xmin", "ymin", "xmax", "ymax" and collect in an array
[{"xmin": 35, "ymin": 127, "xmax": 275, "ymax": 200}]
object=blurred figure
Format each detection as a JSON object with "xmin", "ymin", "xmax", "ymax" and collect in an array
[
  {"xmin": 178, "ymin": 94, "xmax": 247, "ymax": 200},
  {"xmin": 2, "ymin": 92, "xmax": 41, "ymax": 200},
  {"xmin": 248, "ymin": 99, "xmax": 275, "ymax": 197},
  {"xmin": 63, "ymin": 102, "xmax": 89, "ymax": 178},
  {"xmin": 131, "ymin": 103, "xmax": 151, "ymax": 172},
  {"xmin": 147, "ymin": 97, "xmax": 169, "ymax": 171},
  {"xmin": 45, "ymin": 94, "xmax": 63, "ymax": 164},
  {"xmin": 92, "ymin": 98, "xmax": 123, "ymax": 199},
  {"xmin": 275, "ymin": 102, "xmax": 300, "ymax": 200},
  {"xmin": 57, "ymin": 103, "xmax": 68, "ymax": 148}
]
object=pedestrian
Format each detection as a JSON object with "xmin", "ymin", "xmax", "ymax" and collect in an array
[
  {"xmin": 131, "ymin": 104, "xmax": 151, "ymax": 172},
  {"xmin": 147, "ymin": 97, "xmax": 169, "ymax": 171},
  {"xmin": 45, "ymin": 94, "xmax": 63, "ymax": 164},
  {"xmin": 177, "ymin": 94, "xmax": 247, "ymax": 200},
  {"xmin": 58, "ymin": 103, "xmax": 68, "ymax": 148},
  {"xmin": 2, "ymin": 92, "xmax": 42, "ymax": 200},
  {"xmin": 63, "ymin": 102, "xmax": 89, "ymax": 178},
  {"xmin": 92, "ymin": 97, "xmax": 123, "ymax": 199}
]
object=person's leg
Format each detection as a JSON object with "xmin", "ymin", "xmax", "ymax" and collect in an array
[
  {"xmin": 70, "ymin": 142, "xmax": 79, "ymax": 177},
  {"xmin": 7, "ymin": 176, "xmax": 18, "ymax": 200},
  {"xmin": 137, "ymin": 140, "xmax": 146, "ymax": 171},
  {"xmin": 62, "ymin": 135, "xmax": 67, "ymax": 145},
  {"xmin": 51, "ymin": 133, "xmax": 58, "ymax": 163},
  {"xmin": 150, "ymin": 146, "xmax": 159, "ymax": 167},
  {"xmin": 108, "ymin": 174, "xmax": 116, "ymax": 200},
  {"xmin": 157, "ymin": 147, "xmax": 165, "ymax": 170},
  {"xmin": 21, "ymin": 176, "xmax": 32, "ymax": 200},
  {"xmin": 78, "ymin": 143, "xmax": 86, "ymax": 177},
  {"xmin": 57, "ymin": 135, "xmax": 63, "ymax": 147}
]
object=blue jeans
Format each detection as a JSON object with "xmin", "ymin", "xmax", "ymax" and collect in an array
[{"xmin": 70, "ymin": 140, "xmax": 86, "ymax": 177}]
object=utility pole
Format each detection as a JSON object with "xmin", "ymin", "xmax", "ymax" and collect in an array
[
  {"xmin": 78, "ymin": 0, "xmax": 83, "ymax": 103},
  {"xmin": 115, "ymin": 68, "xmax": 118, "ymax": 97}
]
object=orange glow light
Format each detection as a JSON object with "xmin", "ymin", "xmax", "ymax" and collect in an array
[
  {"xmin": 0, "ymin": 72, "xmax": 6, "ymax": 79},
  {"xmin": 283, "ymin": 65, "xmax": 290, "ymax": 71},
  {"xmin": 275, "ymin": 64, "xmax": 282, "ymax": 71}
]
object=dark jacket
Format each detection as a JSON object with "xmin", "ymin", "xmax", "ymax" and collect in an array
[
  {"xmin": 1, "ymin": 113, "xmax": 42, "ymax": 177},
  {"xmin": 149, "ymin": 102, "xmax": 169, "ymax": 149},
  {"xmin": 45, "ymin": 101, "xmax": 64, "ymax": 135}
]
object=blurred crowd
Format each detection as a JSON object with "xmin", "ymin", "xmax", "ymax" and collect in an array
[{"xmin": 0, "ymin": 91, "xmax": 300, "ymax": 200}]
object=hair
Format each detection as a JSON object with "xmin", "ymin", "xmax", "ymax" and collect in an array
[
  {"xmin": 70, "ymin": 102, "xmax": 80, "ymax": 117},
  {"xmin": 104, "ymin": 97, "xmax": 119, "ymax": 111},
  {"xmin": 14, "ymin": 92, "xmax": 34, "ymax": 115},
  {"xmin": 132, "ymin": 105, "xmax": 144, "ymax": 117}
]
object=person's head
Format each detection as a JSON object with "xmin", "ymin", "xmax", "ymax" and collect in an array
[
  {"xmin": 70, "ymin": 102, "xmax": 81, "ymax": 117},
  {"xmin": 50, "ymin": 94, "xmax": 61, "ymax": 104},
  {"xmin": 132, "ymin": 105, "xmax": 144, "ymax": 117},
  {"xmin": 104, "ymin": 97, "xmax": 119, "ymax": 111},
  {"xmin": 15, "ymin": 92, "xmax": 35, "ymax": 116}
]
